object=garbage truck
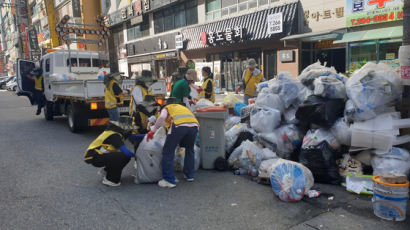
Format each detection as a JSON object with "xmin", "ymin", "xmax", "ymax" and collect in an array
[{"xmin": 16, "ymin": 50, "xmax": 135, "ymax": 132}]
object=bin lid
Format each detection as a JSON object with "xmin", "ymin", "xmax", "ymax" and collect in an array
[{"xmin": 196, "ymin": 106, "xmax": 227, "ymax": 113}]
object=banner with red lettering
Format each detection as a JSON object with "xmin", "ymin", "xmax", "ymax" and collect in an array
[{"xmin": 346, "ymin": 0, "xmax": 403, "ymax": 27}]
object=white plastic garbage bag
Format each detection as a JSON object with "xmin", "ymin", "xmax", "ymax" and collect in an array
[
  {"xmin": 346, "ymin": 63, "xmax": 402, "ymax": 121},
  {"xmin": 298, "ymin": 62, "xmax": 337, "ymax": 89},
  {"xmin": 250, "ymin": 107, "xmax": 281, "ymax": 133},
  {"xmin": 228, "ymin": 144, "xmax": 244, "ymax": 168},
  {"xmin": 258, "ymin": 158, "xmax": 279, "ymax": 179},
  {"xmin": 313, "ymin": 76, "xmax": 346, "ymax": 99},
  {"xmin": 302, "ymin": 129, "xmax": 340, "ymax": 150},
  {"xmin": 134, "ymin": 127, "xmax": 167, "ymax": 184},
  {"xmin": 372, "ymin": 148, "xmax": 410, "ymax": 176},
  {"xmin": 240, "ymin": 140, "xmax": 264, "ymax": 169},
  {"xmin": 192, "ymin": 98, "xmax": 214, "ymax": 111},
  {"xmin": 284, "ymin": 106, "xmax": 298, "ymax": 124},
  {"xmin": 270, "ymin": 159, "xmax": 314, "ymax": 202},
  {"xmin": 225, "ymin": 123, "xmax": 253, "ymax": 152},
  {"xmin": 255, "ymin": 93, "xmax": 284, "ymax": 112},
  {"xmin": 223, "ymin": 93, "xmax": 242, "ymax": 107},
  {"xmin": 225, "ymin": 116, "xmax": 241, "ymax": 130},
  {"xmin": 257, "ymin": 124, "xmax": 303, "ymax": 158},
  {"xmin": 331, "ymin": 118, "xmax": 352, "ymax": 146}
]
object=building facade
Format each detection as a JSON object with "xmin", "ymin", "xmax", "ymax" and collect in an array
[{"xmin": 101, "ymin": 0, "xmax": 404, "ymax": 91}]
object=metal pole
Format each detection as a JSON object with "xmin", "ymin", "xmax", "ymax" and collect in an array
[
  {"xmin": 15, "ymin": 1, "xmax": 23, "ymax": 59},
  {"xmin": 400, "ymin": 0, "xmax": 410, "ymax": 121},
  {"xmin": 404, "ymin": 0, "xmax": 410, "ymax": 46}
]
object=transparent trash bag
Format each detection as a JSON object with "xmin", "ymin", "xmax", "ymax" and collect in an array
[
  {"xmin": 250, "ymin": 107, "xmax": 281, "ymax": 133},
  {"xmin": 372, "ymin": 147, "xmax": 410, "ymax": 177},
  {"xmin": 313, "ymin": 76, "xmax": 346, "ymax": 99}
]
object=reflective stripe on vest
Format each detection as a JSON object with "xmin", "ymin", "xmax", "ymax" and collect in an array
[
  {"xmin": 84, "ymin": 130, "xmax": 122, "ymax": 161},
  {"xmin": 34, "ymin": 75, "xmax": 43, "ymax": 91},
  {"xmin": 105, "ymin": 80, "xmax": 123, "ymax": 109},
  {"xmin": 200, "ymin": 78, "xmax": 215, "ymax": 103},
  {"xmin": 165, "ymin": 104, "xmax": 199, "ymax": 126},
  {"xmin": 244, "ymin": 69, "xmax": 263, "ymax": 97}
]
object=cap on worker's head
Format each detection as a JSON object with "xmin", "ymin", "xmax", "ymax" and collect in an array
[
  {"xmin": 185, "ymin": 69, "xmax": 198, "ymax": 82},
  {"xmin": 135, "ymin": 75, "xmax": 152, "ymax": 85},
  {"xmin": 202, "ymin": 66, "xmax": 212, "ymax": 76},
  {"xmin": 165, "ymin": 97, "xmax": 177, "ymax": 105},
  {"xmin": 247, "ymin": 59, "xmax": 257, "ymax": 68},
  {"xmin": 110, "ymin": 72, "xmax": 122, "ymax": 81}
]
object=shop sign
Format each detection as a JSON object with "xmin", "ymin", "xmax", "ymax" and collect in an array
[
  {"xmin": 201, "ymin": 26, "xmax": 244, "ymax": 46},
  {"xmin": 304, "ymin": 7, "xmax": 345, "ymax": 26},
  {"xmin": 158, "ymin": 38, "xmax": 168, "ymax": 50},
  {"xmin": 315, "ymin": 40, "xmax": 346, "ymax": 49},
  {"xmin": 130, "ymin": 16, "xmax": 143, "ymax": 25},
  {"xmin": 385, "ymin": 53, "xmax": 395, "ymax": 60},
  {"xmin": 107, "ymin": 0, "xmax": 144, "ymax": 27},
  {"xmin": 72, "ymin": 0, "xmax": 81, "ymax": 18},
  {"xmin": 142, "ymin": 0, "xmax": 150, "ymax": 11},
  {"xmin": 346, "ymin": 0, "xmax": 403, "ymax": 27},
  {"xmin": 267, "ymin": 12, "xmax": 282, "ymax": 35},
  {"xmin": 28, "ymin": 28, "xmax": 40, "ymax": 51},
  {"xmin": 279, "ymin": 50, "xmax": 294, "ymax": 63},
  {"xmin": 175, "ymin": 34, "xmax": 183, "ymax": 49}
]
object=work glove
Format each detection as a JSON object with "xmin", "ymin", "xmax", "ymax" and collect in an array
[
  {"xmin": 196, "ymin": 87, "xmax": 203, "ymax": 93},
  {"xmin": 146, "ymin": 130, "xmax": 155, "ymax": 142}
]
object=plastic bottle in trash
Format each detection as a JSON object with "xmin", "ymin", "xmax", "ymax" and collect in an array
[{"xmin": 234, "ymin": 168, "xmax": 248, "ymax": 175}]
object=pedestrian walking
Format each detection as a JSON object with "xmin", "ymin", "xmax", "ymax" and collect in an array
[
  {"xmin": 84, "ymin": 116, "xmax": 143, "ymax": 187},
  {"xmin": 146, "ymin": 99, "xmax": 199, "ymax": 188},
  {"xmin": 236, "ymin": 59, "xmax": 264, "ymax": 104},
  {"xmin": 200, "ymin": 66, "xmax": 215, "ymax": 103},
  {"xmin": 104, "ymin": 73, "xmax": 129, "ymax": 121}
]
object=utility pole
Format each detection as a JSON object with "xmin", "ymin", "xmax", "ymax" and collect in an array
[{"xmin": 400, "ymin": 0, "xmax": 410, "ymax": 122}]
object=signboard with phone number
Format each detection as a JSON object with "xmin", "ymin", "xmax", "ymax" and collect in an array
[{"xmin": 346, "ymin": 0, "xmax": 403, "ymax": 27}]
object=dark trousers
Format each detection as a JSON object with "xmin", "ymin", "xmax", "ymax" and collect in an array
[
  {"xmin": 34, "ymin": 90, "xmax": 45, "ymax": 111},
  {"xmin": 90, "ymin": 152, "xmax": 131, "ymax": 183},
  {"xmin": 162, "ymin": 125, "xmax": 198, "ymax": 184}
]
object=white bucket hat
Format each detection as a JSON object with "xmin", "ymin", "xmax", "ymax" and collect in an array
[{"xmin": 247, "ymin": 58, "xmax": 257, "ymax": 68}]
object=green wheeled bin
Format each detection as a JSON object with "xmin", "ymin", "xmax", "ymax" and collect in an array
[{"xmin": 195, "ymin": 106, "xmax": 228, "ymax": 170}]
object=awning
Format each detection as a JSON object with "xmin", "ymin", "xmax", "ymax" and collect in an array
[
  {"xmin": 280, "ymin": 29, "xmax": 345, "ymax": 42},
  {"xmin": 334, "ymin": 26, "xmax": 403, "ymax": 44},
  {"xmin": 181, "ymin": 1, "xmax": 298, "ymax": 50}
]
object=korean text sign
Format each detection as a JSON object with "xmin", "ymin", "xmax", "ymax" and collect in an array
[{"xmin": 346, "ymin": 0, "xmax": 403, "ymax": 27}]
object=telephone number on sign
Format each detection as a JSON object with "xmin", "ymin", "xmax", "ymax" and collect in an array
[{"xmin": 350, "ymin": 11, "xmax": 403, "ymax": 26}]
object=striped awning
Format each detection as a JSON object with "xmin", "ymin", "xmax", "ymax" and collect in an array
[{"xmin": 181, "ymin": 2, "xmax": 298, "ymax": 50}]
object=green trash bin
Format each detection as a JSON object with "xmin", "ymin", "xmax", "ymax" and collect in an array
[{"xmin": 195, "ymin": 106, "xmax": 228, "ymax": 170}]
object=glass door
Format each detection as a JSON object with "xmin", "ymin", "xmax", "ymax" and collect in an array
[{"xmin": 264, "ymin": 50, "xmax": 277, "ymax": 80}]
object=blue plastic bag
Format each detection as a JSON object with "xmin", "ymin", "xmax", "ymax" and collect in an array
[{"xmin": 234, "ymin": 102, "xmax": 246, "ymax": 116}]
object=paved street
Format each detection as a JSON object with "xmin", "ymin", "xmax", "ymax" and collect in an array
[{"xmin": 0, "ymin": 90, "xmax": 409, "ymax": 230}]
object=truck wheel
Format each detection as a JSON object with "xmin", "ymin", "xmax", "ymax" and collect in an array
[
  {"xmin": 67, "ymin": 103, "xmax": 83, "ymax": 133},
  {"xmin": 44, "ymin": 101, "xmax": 54, "ymax": 121}
]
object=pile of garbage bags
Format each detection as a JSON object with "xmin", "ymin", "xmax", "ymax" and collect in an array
[{"xmin": 223, "ymin": 61, "xmax": 409, "ymax": 202}]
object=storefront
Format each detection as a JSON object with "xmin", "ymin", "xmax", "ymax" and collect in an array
[
  {"xmin": 126, "ymin": 31, "xmax": 179, "ymax": 79},
  {"xmin": 334, "ymin": 0, "xmax": 403, "ymax": 71},
  {"xmin": 181, "ymin": 2, "xmax": 299, "ymax": 91}
]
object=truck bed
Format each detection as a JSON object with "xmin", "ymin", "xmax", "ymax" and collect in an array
[{"xmin": 51, "ymin": 79, "xmax": 135, "ymax": 101}]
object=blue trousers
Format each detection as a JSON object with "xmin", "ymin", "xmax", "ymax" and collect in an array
[
  {"xmin": 162, "ymin": 125, "xmax": 198, "ymax": 184},
  {"xmin": 107, "ymin": 107, "xmax": 119, "ymax": 121}
]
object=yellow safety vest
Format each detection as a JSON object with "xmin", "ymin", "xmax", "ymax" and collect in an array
[
  {"xmin": 129, "ymin": 85, "xmax": 152, "ymax": 131},
  {"xmin": 200, "ymin": 78, "xmax": 215, "ymax": 103},
  {"xmin": 164, "ymin": 104, "xmax": 199, "ymax": 129},
  {"xmin": 105, "ymin": 79, "xmax": 123, "ymax": 109},
  {"xmin": 244, "ymin": 69, "xmax": 263, "ymax": 97},
  {"xmin": 84, "ymin": 130, "xmax": 123, "ymax": 162},
  {"xmin": 34, "ymin": 75, "xmax": 43, "ymax": 91}
]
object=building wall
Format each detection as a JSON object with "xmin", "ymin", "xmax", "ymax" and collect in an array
[{"xmin": 276, "ymin": 48, "xmax": 298, "ymax": 77}]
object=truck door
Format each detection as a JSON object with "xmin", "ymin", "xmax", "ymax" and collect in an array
[{"xmin": 16, "ymin": 59, "xmax": 36, "ymax": 103}]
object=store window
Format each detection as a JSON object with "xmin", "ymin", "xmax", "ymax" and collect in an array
[
  {"xmin": 378, "ymin": 40, "xmax": 401, "ymax": 68},
  {"xmin": 154, "ymin": 0, "xmax": 198, "ymax": 34},
  {"xmin": 206, "ymin": 0, "xmax": 279, "ymax": 20},
  {"xmin": 349, "ymin": 41, "xmax": 377, "ymax": 70},
  {"xmin": 127, "ymin": 15, "xmax": 149, "ymax": 41}
]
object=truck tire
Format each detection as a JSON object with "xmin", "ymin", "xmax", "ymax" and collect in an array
[
  {"xmin": 67, "ymin": 103, "xmax": 84, "ymax": 133},
  {"xmin": 44, "ymin": 101, "xmax": 54, "ymax": 121}
]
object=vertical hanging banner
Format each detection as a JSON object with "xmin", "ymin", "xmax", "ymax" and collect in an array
[
  {"xmin": 72, "ymin": 0, "xmax": 82, "ymax": 18},
  {"xmin": 267, "ymin": 12, "xmax": 283, "ymax": 35}
]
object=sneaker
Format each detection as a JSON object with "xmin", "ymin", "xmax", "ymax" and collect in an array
[
  {"xmin": 36, "ymin": 109, "xmax": 41, "ymax": 115},
  {"xmin": 184, "ymin": 175, "xmax": 194, "ymax": 182},
  {"xmin": 102, "ymin": 177, "xmax": 121, "ymax": 187},
  {"xmin": 158, "ymin": 179, "xmax": 176, "ymax": 188},
  {"xmin": 175, "ymin": 178, "xmax": 180, "ymax": 183},
  {"xmin": 97, "ymin": 168, "xmax": 107, "ymax": 177}
]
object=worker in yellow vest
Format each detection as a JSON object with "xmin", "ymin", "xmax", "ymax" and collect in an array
[
  {"xmin": 26, "ymin": 68, "xmax": 45, "ymax": 115},
  {"xmin": 236, "ymin": 59, "xmax": 264, "ymax": 104},
  {"xmin": 200, "ymin": 66, "xmax": 215, "ymax": 103},
  {"xmin": 146, "ymin": 99, "xmax": 199, "ymax": 188},
  {"xmin": 104, "ymin": 73, "xmax": 129, "ymax": 122},
  {"xmin": 129, "ymin": 71, "xmax": 154, "ymax": 134},
  {"xmin": 84, "ymin": 116, "xmax": 144, "ymax": 187}
]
